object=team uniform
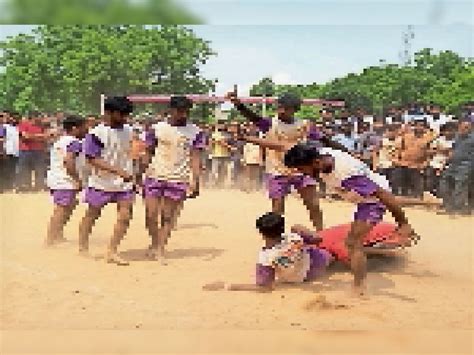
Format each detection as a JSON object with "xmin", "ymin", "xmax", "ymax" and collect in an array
[
  {"xmin": 83, "ymin": 123, "xmax": 135, "ymax": 207},
  {"xmin": 318, "ymin": 147, "xmax": 392, "ymax": 224},
  {"xmin": 256, "ymin": 116, "xmax": 320, "ymax": 199},
  {"xmin": 46, "ymin": 135, "xmax": 83, "ymax": 206},
  {"xmin": 143, "ymin": 121, "xmax": 206, "ymax": 200},
  {"xmin": 256, "ymin": 232, "xmax": 332, "ymax": 286}
]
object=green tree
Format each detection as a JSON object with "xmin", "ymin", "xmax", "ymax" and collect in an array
[
  {"xmin": 0, "ymin": 25, "xmax": 216, "ymax": 114},
  {"xmin": 0, "ymin": 0, "xmax": 201, "ymax": 24}
]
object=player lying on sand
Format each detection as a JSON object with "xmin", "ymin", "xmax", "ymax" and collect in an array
[
  {"xmin": 203, "ymin": 212, "xmax": 333, "ymax": 292},
  {"xmin": 239, "ymin": 138, "xmax": 440, "ymax": 297}
]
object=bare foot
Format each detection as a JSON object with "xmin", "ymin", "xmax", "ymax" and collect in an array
[
  {"xmin": 44, "ymin": 239, "xmax": 55, "ymax": 248},
  {"xmin": 146, "ymin": 249, "xmax": 168, "ymax": 265},
  {"xmin": 55, "ymin": 237, "xmax": 68, "ymax": 244},
  {"xmin": 106, "ymin": 253, "xmax": 129, "ymax": 266},
  {"xmin": 78, "ymin": 249, "xmax": 90, "ymax": 258},
  {"xmin": 351, "ymin": 284, "xmax": 369, "ymax": 299}
]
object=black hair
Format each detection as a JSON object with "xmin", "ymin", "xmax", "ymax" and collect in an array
[
  {"xmin": 28, "ymin": 110, "xmax": 41, "ymax": 119},
  {"xmin": 256, "ymin": 212, "xmax": 285, "ymax": 240},
  {"xmin": 284, "ymin": 143, "xmax": 320, "ymax": 168},
  {"xmin": 277, "ymin": 93, "xmax": 301, "ymax": 111},
  {"xmin": 170, "ymin": 96, "xmax": 193, "ymax": 109},
  {"xmin": 459, "ymin": 116, "xmax": 472, "ymax": 124},
  {"xmin": 62, "ymin": 115, "xmax": 85, "ymax": 132},
  {"xmin": 104, "ymin": 96, "xmax": 134, "ymax": 115}
]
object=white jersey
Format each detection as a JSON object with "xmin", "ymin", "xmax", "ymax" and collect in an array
[
  {"xmin": 4, "ymin": 124, "xmax": 19, "ymax": 157},
  {"xmin": 87, "ymin": 123, "xmax": 133, "ymax": 192},
  {"xmin": 47, "ymin": 135, "xmax": 80, "ymax": 190},
  {"xmin": 145, "ymin": 122, "xmax": 202, "ymax": 183},
  {"xmin": 319, "ymin": 147, "xmax": 391, "ymax": 200},
  {"xmin": 266, "ymin": 116, "xmax": 308, "ymax": 176},
  {"xmin": 258, "ymin": 233, "xmax": 311, "ymax": 283},
  {"xmin": 243, "ymin": 142, "xmax": 263, "ymax": 165}
]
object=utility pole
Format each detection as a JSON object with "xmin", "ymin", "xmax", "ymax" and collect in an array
[{"xmin": 399, "ymin": 25, "xmax": 415, "ymax": 66}]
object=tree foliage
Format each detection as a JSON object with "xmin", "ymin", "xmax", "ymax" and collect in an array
[
  {"xmin": 0, "ymin": 25, "xmax": 216, "ymax": 114},
  {"xmin": 0, "ymin": 0, "xmax": 201, "ymax": 24},
  {"xmin": 250, "ymin": 49, "xmax": 474, "ymax": 117}
]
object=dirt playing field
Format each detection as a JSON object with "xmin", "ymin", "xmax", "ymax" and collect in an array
[{"xmin": 1, "ymin": 189, "xmax": 473, "ymax": 353}]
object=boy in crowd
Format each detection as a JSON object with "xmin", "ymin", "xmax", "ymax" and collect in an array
[
  {"xmin": 142, "ymin": 96, "xmax": 206, "ymax": 264},
  {"xmin": 45, "ymin": 115, "xmax": 86, "ymax": 246},
  {"xmin": 78, "ymin": 96, "xmax": 135, "ymax": 265}
]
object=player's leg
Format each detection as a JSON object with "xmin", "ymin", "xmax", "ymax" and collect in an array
[
  {"xmin": 106, "ymin": 198, "xmax": 133, "ymax": 265},
  {"xmin": 56, "ymin": 198, "xmax": 79, "ymax": 243},
  {"xmin": 155, "ymin": 197, "xmax": 181, "ymax": 264},
  {"xmin": 267, "ymin": 175, "xmax": 289, "ymax": 216},
  {"xmin": 46, "ymin": 204, "xmax": 69, "ymax": 246},
  {"xmin": 346, "ymin": 220, "xmax": 373, "ymax": 297},
  {"xmin": 78, "ymin": 205, "xmax": 102, "ymax": 254},
  {"xmin": 145, "ymin": 196, "xmax": 160, "ymax": 251},
  {"xmin": 171, "ymin": 200, "xmax": 184, "ymax": 231},
  {"xmin": 297, "ymin": 185, "xmax": 323, "ymax": 231},
  {"xmin": 347, "ymin": 202, "xmax": 384, "ymax": 297}
]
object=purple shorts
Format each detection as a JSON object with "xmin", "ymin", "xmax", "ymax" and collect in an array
[
  {"xmin": 84, "ymin": 187, "xmax": 135, "ymax": 208},
  {"xmin": 354, "ymin": 202, "xmax": 386, "ymax": 224},
  {"xmin": 304, "ymin": 248, "xmax": 332, "ymax": 281},
  {"xmin": 142, "ymin": 177, "xmax": 188, "ymax": 202},
  {"xmin": 50, "ymin": 189, "xmax": 77, "ymax": 207},
  {"xmin": 266, "ymin": 174, "xmax": 316, "ymax": 199}
]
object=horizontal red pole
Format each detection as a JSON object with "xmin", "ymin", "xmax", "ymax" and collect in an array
[{"xmin": 125, "ymin": 95, "xmax": 345, "ymax": 107}]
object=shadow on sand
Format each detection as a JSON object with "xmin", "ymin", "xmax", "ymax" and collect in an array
[
  {"xmin": 119, "ymin": 247, "xmax": 225, "ymax": 262},
  {"xmin": 279, "ymin": 254, "xmax": 438, "ymax": 303}
]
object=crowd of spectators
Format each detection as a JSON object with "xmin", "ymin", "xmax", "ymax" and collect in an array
[{"xmin": 1, "ymin": 101, "xmax": 473, "ymax": 215}]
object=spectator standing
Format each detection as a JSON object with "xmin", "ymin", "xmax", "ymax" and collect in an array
[
  {"xmin": 210, "ymin": 123, "xmax": 233, "ymax": 188},
  {"xmin": 392, "ymin": 118, "xmax": 437, "ymax": 198},
  {"xmin": 1, "ymin": 112, "xmax": 20, "ymax": 191},
  {"xmin": 17, "ymin": 112, "xmax": 49, "ymax": 192},
  {"xmin": 425, "ymin": 122, "xmax": 456, "ymax": 197},
  {"xmin": 439, "ymin": 118, "xmax": 474, "ymax": 215}
]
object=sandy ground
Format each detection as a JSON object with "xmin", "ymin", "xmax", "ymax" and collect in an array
[{"xmin": 1, "ymin": 189, "xmax": 473, "ymax": 354}]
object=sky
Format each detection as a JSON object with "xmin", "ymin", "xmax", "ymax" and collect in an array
[{"xmin": 0, "ymin": 0, "xmax": 472, "ymax": 101}]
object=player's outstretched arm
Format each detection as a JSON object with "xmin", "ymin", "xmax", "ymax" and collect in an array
[
  {"xmin": 225, "ymin": 91, "xmax": 262, "ymax": 123},
  {"xmin": 242, "ymin": 136, "xmax": 294, "ymax": 152},
  {"xmin": 202, "ymin": 281, "xmax": 274, "ymax": 293}
]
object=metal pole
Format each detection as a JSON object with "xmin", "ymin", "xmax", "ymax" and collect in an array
[{"xmin": 100, "ymin": 94, "xmax": 105, "ymax": 116}]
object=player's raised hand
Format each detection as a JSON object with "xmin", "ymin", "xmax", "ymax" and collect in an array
[{"xmin": 225, "ymin": 91, "xmax": 239, "ymax": 105}]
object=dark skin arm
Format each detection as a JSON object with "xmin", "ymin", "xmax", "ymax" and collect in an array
[
  {"xmin": 64, "ymin": 152, "xmax": 81, "ymax": 189},
  {"xmin": 87, "ymin": 157, "xmax": 132, "ymax": 181},
  {"xmin": 188, "ymin": 148, "xmax": 201, "ymax": 198},
  {"xmin": 319, "ymin": 135, "xmax": 350, "ymax": 153},
  {"xmin": 226, "ymin": 92, "xmax": 263, "ymax": 123},
  {"xmin": 202, "ymin": 281, "xmax": 274, "ymax": 293}
]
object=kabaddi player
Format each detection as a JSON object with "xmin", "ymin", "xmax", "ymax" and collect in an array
[
  {"xmin": 78, "ymin": 96, "xmax": 135, "ymax": 266},
  {"xmin": 243, "ymin": 138, "xmax": 438, "ymax": 297},
  {"xmin": 226, "ymin": 91, "xmax": 346, "ymax": 231},
  {"xmin": 203, "ymin": 212, "xmax": 332, "ymax": 292},
  {"xmin": 45, "ymin": 115, "xmax": 86, "ymax": 246},
  {"xmin": 141, "ymin": 96, "xmax": 206, "ymax": 264}
]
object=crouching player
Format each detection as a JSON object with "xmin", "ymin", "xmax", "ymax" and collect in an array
[
  {"xmin": 78, "ymin": 96, "xmax": 135, "ymax": 265},
  {"xmin": 45, "ymin": 115, "xmax": 86, "ymax": 246},
  {"xmin": 141, "ymin": 96, "xmax": 206, "ymax": 264},
  {"xmin": 203, "ymin": 212, "xmax": 332, "ymax": 292}
]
